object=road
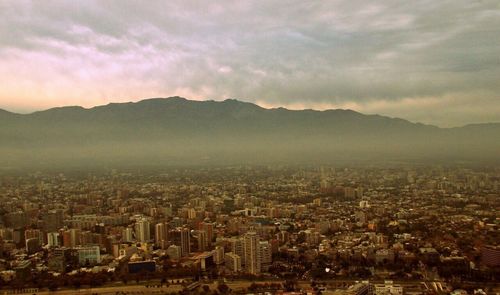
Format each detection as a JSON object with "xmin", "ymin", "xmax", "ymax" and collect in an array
[
  {"xmin": 5, "ymin": 278, "xmax": 491, "ymax": 295},
  {"xmin": 28, "ymin": 284, "xmax": 183, "ymax": 295}
]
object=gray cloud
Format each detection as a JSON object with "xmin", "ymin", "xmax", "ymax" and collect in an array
[{"xmin": 0, "ymin": 0, "xmax": 499, "ymax": 126}]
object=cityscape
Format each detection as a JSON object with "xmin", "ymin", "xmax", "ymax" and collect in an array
[
  {"xmin": 1, "ymin": 0, "xmax": 499, "ymax": 294},
  {"xmin": 0, "ymin": 165, "xmax": 498, "ymax": 294}
]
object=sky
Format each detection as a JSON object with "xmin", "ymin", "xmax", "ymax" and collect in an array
[{"xmin": 0, "ymin": 1, "xmax": 499, "ymax": 127}]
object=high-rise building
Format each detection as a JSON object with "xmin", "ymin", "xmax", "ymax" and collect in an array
[
  {"xmin": 76, "ymin": 245, "xmax": 101, "ymax": 266},
  {"xmin": 201, "ymin": 222, "xmax": 214, "ymax": 245},
  {"xmin": 225, "ymin": 252, "xmax": 242, "ymax": 272},
  {"xmin": 135, "ymin": 219, "xmax": 151, "ymax": 243},
  {"xmin": 243, "ymin": 231, "xmax": 261, "ymax": 274},
  {"xmin": 276, "ymin": 231, "xmax": 289, "ymax": 244},
  {"xmin": 259, "ymin": 240, "xmax": 272, "ymax": 270},
  {"xmin": 25, "ymin": 229, "xmax": 44, "ymax": 245},
  {"xmin": 62, "ymin": 230, "xmax": 72, "ymax": 248},
  {"xmin": 230, "ymin": 237, "xmax": 244, "ymax": 263},
  {"xmin": 167, "ymin": 245, "xmax": 182, "ymax": 261},
  {"xmin": 0, "ymin": 228, "xmax": 13, "ymax": 241},
  {"xmin": 47, "ymin": 232, "xmax": 60, "ymax": 247},
  {"xmin": 197, "ymin": 230, "xmax": 208, "ymax": 252},
  {"xmin": 187, "ymin": 208, "xmax": 197, "ymax": 219},
  {"xmin": 26, "ymin": 238, "xmax": 40, "ymax": 254},
  {"xmin": 43, "ymin": 209, "xmax": 64, "ymax": 232},
  {"xmin": 223, "ymin": 198, "xmax": 235, "ymax": 214},
  {"xmin": 80, "ymin": 231, "xmax": 94, "ymax": 245},
  {"xmin": 48, "ymin": 247, "xmax": 73, "ymax": 273},
  {"xmin": 62, "ymin": 228, "xmax": 81, "ymax": 248},
  {"xmin": 122, "ymin": 227, "xmax": 134, "ymax": 243},
  {"xmin": 180, "ymin": 227, "xmax": 191, "ymax": 256},
  {"xmin": 214, "ymin": 246, "xmax": 225, "ymax": 264},
  {"xmin": 154, "ymin": 222, "xmax": 168, "ymax": 248}
]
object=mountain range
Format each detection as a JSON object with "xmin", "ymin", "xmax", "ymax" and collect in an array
[{"xmin": 1, "ymin": 97, "xmax": 499, "ymax": 168}]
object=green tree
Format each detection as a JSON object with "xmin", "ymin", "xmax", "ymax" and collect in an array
[{"xmin": 217, "ymin": 283, "xmax": 229, "ymax": 294}]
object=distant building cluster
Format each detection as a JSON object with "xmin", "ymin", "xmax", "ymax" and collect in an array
[{"xmin": 0, "ymin": 165, "xmax": 498, "ymax": 293}]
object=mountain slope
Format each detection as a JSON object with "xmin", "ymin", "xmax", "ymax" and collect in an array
[{"xmin": 1, "ymin": 97, "xmax": 499, "ymax": 167}]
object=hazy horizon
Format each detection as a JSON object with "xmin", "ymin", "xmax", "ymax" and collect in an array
[{"xmin": 1, "ymin": 1, "xmax": 499, "ymax": 167}]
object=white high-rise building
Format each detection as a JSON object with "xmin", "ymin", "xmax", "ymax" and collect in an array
[
  {"xmin": 155, "ymin": 223, "xmax": 168, "ymax": 247},
  {"xmin": 47, "ymin": 232, "xmax": 60, "ymax": 247},
  {"xmin": 259, "ymin": 240, "xmax": 272, "ymax": 269},
  {"xmin": 225, "ymin": 252, "xmax": 242, "ymax": 272},
  {"xmin": 230, "ymin": 237, "xmax": 244, "ymax": 263},
  {"xmin": 214, "ymin": 246, "xmax": 225, "ymax": 264},
  {"xmin": 187, "ymin": 208, "xmax": 197, "ymax": 219},
  {"xmin": 135, "ymin": 219, "xmax": 151, "ymax": 243},
  {"xmin": 122, "ymin": 227, "xmax": 134, "ymax": 242},
  {"xmin": 244, "ymin": 231, "xmax": 261, "ymax": 274}
]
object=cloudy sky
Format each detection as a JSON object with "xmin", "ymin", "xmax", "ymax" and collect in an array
[{"xmin": 0, "ymin": 0, "xmax": 499, "ymax": 127}]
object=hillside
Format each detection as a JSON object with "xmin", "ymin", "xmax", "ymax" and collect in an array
[{"xmin": 1, "ymin": 97, "xmax": 499, "ymax": 168}]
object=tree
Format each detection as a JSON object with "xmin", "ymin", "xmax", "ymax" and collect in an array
[
  {"xmin": 202, "ymin": 285, "xmax": 210, "ymax": 293},
  {"xmin": 48, "ymin": 281, "xmax": 59, "ymax": 291},
  {"xmin": 284, "ymin": 279, "xmax": 298, "ymax": 291},
  {"xmin": 248, "ymin": 282, "xmax": 258, "ymax": 291},
  {"xmin": 72, "ymin": 278, "xmax": 81, "ymax": 289},
  {"xmin": 217, "ymin": 283, "xmax": 229, "ymax": 294},
  {"xmin": 121, "ymin": 274, "xmax": 129, "ymax": 284}
]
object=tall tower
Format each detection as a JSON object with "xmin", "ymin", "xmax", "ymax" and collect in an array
[
  {"xmin": 180, "ymin": 227, "xmax": 191, "ymax": 256},
  {"xmin": 197, "ymin": 230, "xmax": 208, "ymax": 252},
  {"xmin": 69, "ymin": 228, "xmax": 81, "ymax": 247},
  {"xmin": 47, "ymin": 232, "xmax": 60, "ymax": 247},
  {"xmin": 244, "ymin": 231, "xmax": 261, "ymax": 274},
  {"xmin": 122, "ymin": 227, "xmax": 134, "ymax": 242},
  {"xmin": 155, "ymin": 223, "xmax": 168, "ymax": 247},
  {"xmin": 230, "ymin": 237, "xmax": 244, "ymax": 265},
  {"xmin": 43, "ymin": 209, "xmax": 64, "ymax": 232},
  {"xmin": 201, "ymin": 222, "xmax": 214, "ymax": 245},
  {"xmin": 135, "ymin": 219, "xmax": 151, "ymax": 243},
  {"xmin": 259, "ymin": 241, "xmax": 272, "ymax": 270}
]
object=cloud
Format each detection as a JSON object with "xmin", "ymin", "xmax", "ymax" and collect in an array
[{"xmin": 0, "ymin": 0, "xmax": 499, "ymax": 126}]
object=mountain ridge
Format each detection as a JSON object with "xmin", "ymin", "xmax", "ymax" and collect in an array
[
  {"xmin": 2, "ymin": 96, "xmax": 498, "ymax": 129},
  {"xmin": 0, "ymin": 97, "xmax": 499, "ymax": 167}
]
